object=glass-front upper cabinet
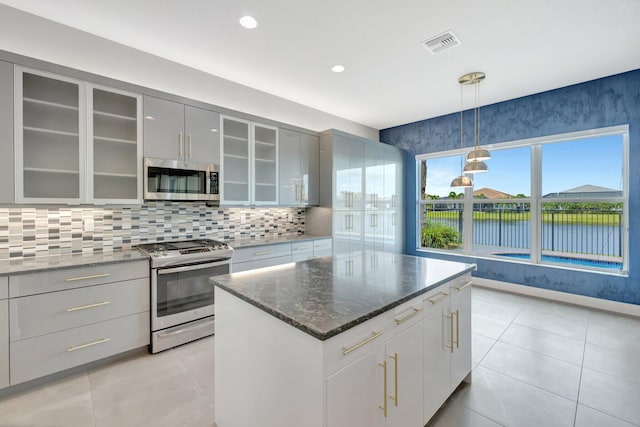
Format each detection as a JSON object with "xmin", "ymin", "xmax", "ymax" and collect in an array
[
  {"xmin": 15, "ymin": 67, "xmax": 84, "ymax": 203},
  {"xmin": 220, "ymin": 115, "xmax": 278, "ymax": 205},
  {"xmin": 221, "ymin": 116, "xmax": 251, "ymax": 204},
  {"xmin": 14, "ymin": 66, "xmax": 143, "ymax": 204},
  {"xmin": 88, "ymin": 85, "xmax": 142, "ymax": 203},
  {"xmin": 252, "ymin": 123, "xmax": 278, "ymax": 205}
]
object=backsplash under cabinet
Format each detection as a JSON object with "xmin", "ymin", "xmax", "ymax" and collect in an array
[{"xmin": 0, "ymin": 202, "xmax": 304, "ymax": 260}]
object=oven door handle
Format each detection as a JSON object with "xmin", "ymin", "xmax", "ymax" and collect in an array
[{"xmin": 157, "ymin": 260, "xmax": 230, "ymax": 275}]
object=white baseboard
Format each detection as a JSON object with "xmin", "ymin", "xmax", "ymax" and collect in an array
[{"xmin": 472, "ymin": 277, "xmax": 640, "ymax": 318}]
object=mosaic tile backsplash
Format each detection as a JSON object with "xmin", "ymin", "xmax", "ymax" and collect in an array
[{"xmin": 0, "ymin": 202, "xmax": 305, "ymax": 260}]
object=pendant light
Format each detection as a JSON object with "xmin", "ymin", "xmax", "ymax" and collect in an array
[
  {"xmin": 461, "ymin": 72, "xmax": 490, "ymax": 172},
  {"xmin": 450, "ymin": 75, "xmax": 473, "ymax": 188}
]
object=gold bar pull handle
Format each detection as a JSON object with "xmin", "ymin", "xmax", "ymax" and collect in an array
[
  {"xmin": 389, "ymin": 352, "xmax": 398, "ymax": 407},
  {"xmin": 188, "ymin": 133, "xmax": 192, "ymax": 158},
  {"xmin": 341, "ymin": 331, "xmax": 383, "ymax": 355},
  {"xmin": 446, "ymin": 313, "xmax": 454, "ymax": 353},
  {"xmin": 378, "ymin": 360, "xmax": 388, "ymax": 418},
  {"xmin": 66, "ymin": 301, "xmax": 110, "ymax": 312},
  {"xmin": 254, "ymin": 250, "xmax": 274, "ymax": 256},
  {"xmin": 66, "ymin": 337, "xmax": 110, "ymax": 352},
  {"xmin": 455, "ymin": 309, "xmax": 460, "ymax": 348},
  {"xmin": 453, "ymin": 281, "xmax": 473, "ymax": 292},
  {"xmin": 65, "ymin": 273, "xmax": 110, "ymax": 282},
  {"xmin": 178, "ymin": 132, "xmax": 183, "ymax": 157},
  {"xmin": 394, "ymin": 307, "xmax": 423, "ymax": 325},
  {"xmin": 427, "ymin": 292, "xmax": 449, "ymax": 305}
]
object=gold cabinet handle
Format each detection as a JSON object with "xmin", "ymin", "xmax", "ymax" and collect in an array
[
  {"xmin": 341, "ymin": 331, "xmax": 383, "ymax": 355},
  {"xmin": 426, "ymin": 291, "xmax": 449, "ymax": 305},
  {"xmin": 455, "ymin": 309, "xmax": 460, "ymax": 348},
  {"xmin": 188, "ymin": 133, "xmax": 192, "ymax": 158},
  {"xmin": 66, "ymin": 337, "xmax": 110, "ymax": 352},
  {"xmin": 65, "ymin": 273, "xmax": 110, "ymax": 282},
  {"xmin": 178, "ymin": 132, "xmax": 183, "ymax": 157},
  {"xmin": 389, "ymin": 352, "xmax": 398, "ymax": 407},
  {"xmin": 446, "ymin": 313, "xmax": 454, "ymax": 353},
  {"xmin": 293, "ymin": 246, "xmax": 311, "ymax": 251},
  {"xmin": 66, "ymin": 301, "xmax": 110, "ymax": 312},
  {"xmin": 378, "ymin": 360, "xmax": 388, "ymax": 418},
  {"xmin": 454, "ymin": 281, "xmax": 473, "ymax": 292},
  {"xmin": 394, "ymin": 307, "xmax": 423, "ymax": 325},
  {"xmin": 254, "ymin": 250, "xmax": 274, "ymax": 256}
]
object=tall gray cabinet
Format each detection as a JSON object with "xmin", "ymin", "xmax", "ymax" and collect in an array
[{"xmin": 311, "ymin": 129, "xmax": 404, "ymax": 255}]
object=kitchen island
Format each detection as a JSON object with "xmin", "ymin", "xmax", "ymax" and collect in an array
[{"xmin": 212, "ymin": 251, "xmax": 475, "ymax": 427}]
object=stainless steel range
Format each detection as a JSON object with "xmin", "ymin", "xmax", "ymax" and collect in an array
[{"xmin": 136, "ymin": 239, "xmax": 233, "ymax": 353}]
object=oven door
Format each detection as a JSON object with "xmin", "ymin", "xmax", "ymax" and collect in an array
[{"xmin": 151, "ymin": 259, "xmax": 229, "ymax": 331}]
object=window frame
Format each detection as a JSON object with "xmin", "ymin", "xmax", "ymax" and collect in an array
[{"xmin": 415, "ymin": 125, "xmax": 629, "ymax": 275}]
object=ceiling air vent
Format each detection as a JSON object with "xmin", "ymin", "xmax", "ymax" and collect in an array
[{"xmin": 422, "ymin": 30, "xmax": 461, "ymax": 54}]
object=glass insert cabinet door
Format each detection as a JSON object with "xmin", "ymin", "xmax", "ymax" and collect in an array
[
  {"xmin": 252, "ymin": 123, "xmax": 278, "ymax": 204},
  {"xmin": 88, "ymin": 85, "xmax": 142, "ymax": 203},
  {"xmin": 16, "ymin": 68, "xmax": 84, "ymax": 203},
  {"xmin": 221, "ymin": 116, "xmax": 250, "ymax": 204}
]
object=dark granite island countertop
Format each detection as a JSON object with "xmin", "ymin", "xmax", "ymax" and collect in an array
[{"xmin": 211, "ymin": 251, "xmax": 475, "ymax": 341}]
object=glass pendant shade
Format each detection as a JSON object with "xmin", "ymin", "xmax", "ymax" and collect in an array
[
  {"xmin": 466, "ymin": 148, "xmax": 491, "ymax": 162},
  {"xmin": 463, "ymin": 160, "xmax": 488, "ymax": 174},
  {"xmin": 450, "ymin": 175, "xmax": 473, "ymax": 188}
]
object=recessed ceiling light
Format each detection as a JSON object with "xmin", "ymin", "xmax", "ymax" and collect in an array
[
  {"xmin": 331, "ymin": 65, "xmax": 345, "ymax": 73},
  {"xmin": 239, "ymin": 16, "xmax": 258, "ymax": 29},
  {"xmin": 210, "ymin": 128, "xmax": 219, "ymax": 132},
  {"xmin": 144, "ymin": 115, "xmax": 155, "ymax": 120}
]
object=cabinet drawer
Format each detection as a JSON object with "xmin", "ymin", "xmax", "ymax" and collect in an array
[
  {"xmin": 313, "ymin": 239, "xmax": 332, "ymax": 257},
  {"xmin": 0, "ymin": 300, "xmax": 8, "ymax": 389},
  {"xmin": 449, "ymin": 273, "xmax": 472, "ymax": 300},
  {"xmin": 10, "ymin": 278, "xmax": 149, "ymax": 341},
  {"xmin": 0, "ymin": 276, "xmax": 7, "ymax": 299},
  {"xmin": 323, "ymin": 310, "xmax": 391, "ymax": 376},
  {"xmin": 232, "ymin": 243, "xmax": 292, "ymax": 263},
  {"xmin": 10, "ymin": 312, "xmax": 149, "ymax": 385},
  {"xmin": 422, "ymin": 283, "xmax": 451, "ymax": 318},
  {"xmin": 232, "ymin": 255, "xmax": 292, "ymax": 273},
  {"xmin": 291, "ymin": 241, "xmax": 313, "ymax": 253},
  {"xmin": 388, "ymin": 295, "xmax": 424, "ymax": 334},
  {"xmin": 9, "ymin": 260, "xmax": 149, "ymax": 297}
]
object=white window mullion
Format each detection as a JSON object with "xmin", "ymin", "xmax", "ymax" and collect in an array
[{"xmin": 530, "ymin": 145, "xmax": 542, "ymax": 264}]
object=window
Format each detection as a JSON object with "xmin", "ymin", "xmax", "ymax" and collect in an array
[{"xmin": 417, "ymin": 127, "xmax": 628, "ymax": 274}]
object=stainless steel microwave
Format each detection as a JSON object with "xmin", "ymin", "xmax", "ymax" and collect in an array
[{"xmin": 144, "ymin": 158, "xmax": 220, "ymax": 202}]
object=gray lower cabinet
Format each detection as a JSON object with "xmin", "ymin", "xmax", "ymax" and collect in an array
[
  {"xmin": 0, "ymin": 60, "xmax": 13, "ymax": 204},
  {"xmin": 143, "ymin": 96, "xmax": 220, "ymax": 165},
  {"xmin": 6, "ymin": 260, "xmax": 150, "ymax": 387},
  {"xmin": 231, "ymin": 238, "xmax": 333, "ymax": 272},
  {"xmin": 0, "ymin": 276, "xmax": 8, "ymax": 389}
]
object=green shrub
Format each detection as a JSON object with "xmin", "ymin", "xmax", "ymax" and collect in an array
[{"xmin": 421, "ymin": 222, "xmax": 461, "ymax": 249}]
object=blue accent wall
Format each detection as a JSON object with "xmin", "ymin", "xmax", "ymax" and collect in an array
[{"xmin": 380, "ymin": 70, "xmax": 640, "ymax": 305}]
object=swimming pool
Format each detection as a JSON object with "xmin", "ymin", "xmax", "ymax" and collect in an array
[{"xmin": 495, "ymin": 253, "xmax": 623, "ymax": 270}]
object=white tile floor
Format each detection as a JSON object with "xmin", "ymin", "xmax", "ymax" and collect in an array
[
  {"xmin": 429, "ymin": 286, "xmax": 640, "ymax": 427},
  {"xmin": 0, "ymin": 286, "xmax": 639, "ymax": 427}
]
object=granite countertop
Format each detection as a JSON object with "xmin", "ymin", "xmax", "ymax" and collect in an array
[
  {"xmin": 212, "ymin": 251, "xmax": 475, "ymax": 340},
  {"xmin": 0, "ymin": 249, "xmax": 149, "ymax": 276},
  {"xmin": 225, "ymin": 233, "xmax": 331, "ymax": 249}
]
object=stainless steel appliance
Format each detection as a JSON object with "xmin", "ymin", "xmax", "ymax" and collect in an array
[
  {"xmin": 136, "ymin": 239, "xmax": 233, "ymax": 353},
  {"xmin": 144, "ymin": 157, "xmax": 219, "ymax": 202}
]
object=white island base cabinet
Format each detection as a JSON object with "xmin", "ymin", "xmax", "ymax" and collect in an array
[{"xmin": 214, "ymin": 272, "xmax": 472, "ymax": 427}]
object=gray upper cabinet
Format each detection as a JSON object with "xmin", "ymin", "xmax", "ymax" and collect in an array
[
  {"xmin": 0, "ymin": 61, "xmax": 14, "ymax": 204},
  {"xmin": 15, "ymin": 66, "xmax": 85, "ymax": 204},
  {"xmin": 143, "ymin": 96, "xmax": 220, "ymax": 165},
  {"xmin": 278, "ymin": 128, "xmax": 319, "ymax": 206},
  {"xmin": 14, "ymin": 66, "xmax": 143, "ymax": 204}
]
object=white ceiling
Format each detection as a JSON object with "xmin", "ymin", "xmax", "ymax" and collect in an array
[{"xmin": 1, "ymin": 0, "xmax": 639, "ymax": 130}]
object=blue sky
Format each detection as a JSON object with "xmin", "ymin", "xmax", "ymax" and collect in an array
[{"xmin": 425, "ymin": 134, "xmax": 623, "ymax": 197}]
